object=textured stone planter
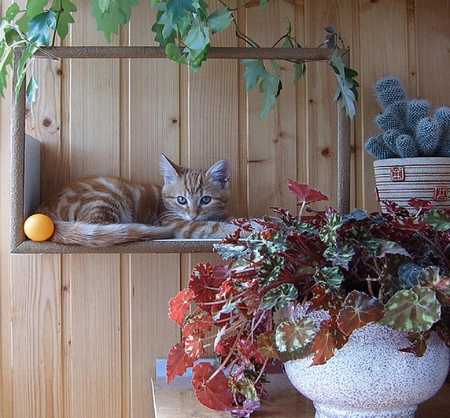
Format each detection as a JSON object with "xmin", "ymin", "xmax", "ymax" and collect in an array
[
  {"xmin": 373, "ymin": 157, "xmax": 450, "ymax": 213},
  {"xmin": 284, "ymin": 323, "xmax": 449, "ymax": 418}
]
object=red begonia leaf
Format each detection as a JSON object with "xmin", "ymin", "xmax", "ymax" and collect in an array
[
  {"xmin": 408, "ymin": 198, "xmax": 433, "ymax": 212},
  {"xmin": 311, "ymin": 320, "xmax": 337, "ymax": 365},
  {"xmin": 169, "ymin": 288, "xmax": 195, "ymax": 326},
  {"xmin": 182, "ymin": 310, "xmax": 213, "ymax": 339},
  {"xmin": 185, "ymin": 331, "xmax": 206, "ymax": 360},
  {"xmin": 192, "ymin": 362, "xmax": 233, "ymax": 412},
  {"xmin": 166, "ymin": 342, "xmax": 194, "ymax": 384},
  {"xmin": 337, "ymin": 290, "xmax": 385, "ymax": 336},
  {"xmin": 287, "ymin": 179, "xmax": 329, "ymax": 206},
  {"xmin": 257, "ymin": 331, "xmax": 280, "ymax": 359},
  {"xmin": 189, "ymin": 263, "xmax": 227, "ymax": 310}
]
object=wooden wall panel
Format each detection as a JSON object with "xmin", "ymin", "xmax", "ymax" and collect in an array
[
  {"xmin": 3, "ymin": 2, "xmax": 450, "ymax": 418},
  {"xmin": 245, "ymin": 0, "xmax": 299, "ymax": 216},
  {"xmin": 415, "ymin": 0, "xmax": 450, "ymax": 106},
  {"xmin": 358, "ymin": 0, "xmax": 410, "ymax": 211},
  {"xmin": 0, "ymin": 4, "xmax": 13, "ymax": 418},
  {"xmin": 10, "ymin": 255, "xmax": 62, "ymax": 418}
]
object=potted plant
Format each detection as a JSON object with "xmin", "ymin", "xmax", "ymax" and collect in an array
[
  {"xmin": 365, "ymin": 76, "xmax": 450, "ymax": 212},
  {"xmin": 166, "ymin": 179, "xmax": 450, "ymax": 417}
]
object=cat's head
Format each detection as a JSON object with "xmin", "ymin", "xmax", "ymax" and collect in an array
[{"xmin": 160, "ymin": 155, "xmax": 231, "ymax": 221}]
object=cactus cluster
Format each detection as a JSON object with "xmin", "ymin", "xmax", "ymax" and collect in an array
[{"xmin": 365, "ymin": 77, "xmax": 450, "ymax": 159}]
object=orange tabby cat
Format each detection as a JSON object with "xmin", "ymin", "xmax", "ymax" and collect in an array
[{"xmin": 36, "ymin": 155, "xmax": 241, "ymax": 247}]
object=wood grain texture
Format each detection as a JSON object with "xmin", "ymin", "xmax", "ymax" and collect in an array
[
  {"xmin": 10, "ymin": 255, "xmax": 62, "ymax": 418},
  {"xmin": 3, "ymin": 2, "xmax": 450, "ymax": 418}
]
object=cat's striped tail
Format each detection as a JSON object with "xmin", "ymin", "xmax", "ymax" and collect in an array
[{"xmin": 49, "ymin": 221, "xmax": 174, "ymax": 247}]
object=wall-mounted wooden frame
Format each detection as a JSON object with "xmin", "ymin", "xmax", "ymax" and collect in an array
[{"xmin": 10, "ymin": 46, "xmax": 350, "ymax": 254}]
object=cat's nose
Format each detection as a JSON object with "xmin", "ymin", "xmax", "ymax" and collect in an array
[{"xmin": 189, "ymin": 211, "xmax": 199, "ymax": 220}]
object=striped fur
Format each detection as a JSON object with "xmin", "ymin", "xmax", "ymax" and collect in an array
[{"xmin": 36, "ymin": 156, "xmax": 240, "ymax": 247}]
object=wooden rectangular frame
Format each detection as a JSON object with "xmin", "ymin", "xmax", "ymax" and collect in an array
[{"xmin": 10, "ymin": 46, "xmax": 350, "ymax": 254}]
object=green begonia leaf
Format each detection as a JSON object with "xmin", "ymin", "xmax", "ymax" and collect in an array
[
  {"xmin": 259, "ymin": 283, "xmax": 298, "ymax": 310},
  {"xmin": 275, "ymin": 317, "xmax": 316, "ymax": 353},
  {"xmin": 380, "ymin": 285, "xmax": 441, "ymax": 332}
]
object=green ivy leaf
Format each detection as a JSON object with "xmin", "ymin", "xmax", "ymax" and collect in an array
[
  {"xmin": 207, "ymin": 7, "xmax": 232, "ymax": 34},
  {"xmin": 275, "ymin": 317, "xmax": 316, "ymax": 353},
  {"xmin": 165, "ymin": 42, "xmax": 187, "ymax": 64},
  {"xmin": 242, "ymin": 59, "xmax": 265, "ymax": 91},
  {"xmin": 98, "ymin": 0, "xmax": 111, "ymax": 13},
  {"xmin": 25, "ymin": 0, "xmax": 49, "ymax": 18},
  {"xmin": 183, "ymin": 18, "xmax": 210, "ymax": 70},
  {"xmin": 28, "ymin": 11, "xmax": 56, "ymax": 45},
  {"xmin": 293, "ymin": 61, "xmax": 306, "ymax": 85},
  {"xmin": 242, "ymin": 59, "xmax": 281, "ymax": 119},
  {"xmin": 89, "ymin": 0, "xmax": 138, "ymax": 43},
  {"xmin": 330, "ymin": 49, "xmax": 358, "ymax": 118},
  {"xmin": 166, "ymin": 0, "xmax": 196, "ymax": 17},
  {"xmin": 0, "ymin": 46, "xmax": 13, "ymax": 98},
  {"xmin": 14, "ymin": 47, "xmax": 36, "ymax": 97},
  {"xmin": 380, "ymin": 285, "xmax": 441, "ymax": 332},
  {"xmin": 52, "ymin": 0, "xmax": 77, "ymax": 40},
  {"xmin": 26, "ymin": 75, "xmax": 38, "ymax": 109}
]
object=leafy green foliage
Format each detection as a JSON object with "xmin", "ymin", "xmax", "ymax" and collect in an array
[
  {"xmin": 331, "ymin": 50, "xmax": 359, "ymax": 118},
  {"xmin": 151, "ymin": 0, "xmax": 232, "ymax": 72},
  {"xmin": 1, "ymin": 1, "xmax": 359, "ymax": 122},
  {"xmin": 89, "ymin": 0, "xmax": 138, "ymax": 43},
  {"xmin": 381, "ymin": 286, "xmax": 442, "ymax": 332},
  {"xmin": 275, "ymin": 317, "xmax": 316, "ymax": 352},
  {"xmin": 167, "ymin": 179, "xmax": 450, "ymax": 415},
  {"xmin": 242, "ymin": 59, "xmax": 281, "ymax": 119},
  {"xmin": 0, "ymin": 0, "xmax": 77, "ymax": 98}
]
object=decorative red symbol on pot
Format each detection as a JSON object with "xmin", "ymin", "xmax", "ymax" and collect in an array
[
  {"xmin": 390, "ymin": 166, "xmax": 405, "ymax": 181},
  {"xmin": 434, "ymin": 187, "xmax": 450, "ymax": 201}
]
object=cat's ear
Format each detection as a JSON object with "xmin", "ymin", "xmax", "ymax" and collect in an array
[
  {"xmin": 206, "ymin": 160, "xmax": 231, "ymax": 189},
  {"xmin": 160, "ymin": 155, "xmax": 181, "ymax": 185}
]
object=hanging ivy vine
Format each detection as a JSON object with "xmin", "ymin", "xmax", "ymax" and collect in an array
[{"xmin": 0, "ymin": 0, "xmax": 358, "ymax": 118}]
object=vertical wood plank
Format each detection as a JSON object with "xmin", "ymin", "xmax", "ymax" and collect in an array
[
  {"xmin": 415, "ymin": 0, "xmax": 450, "ymax": 106},
  {"xmin": 0, "ymin": 0, "xmax": 13, "ymax": 411},
  {"xmin": 10, "ymin": 255, "xmax": 62, "ymax": 418},
  {"xmin": 125, "ymin": 254, "xmax": 180, "ymax": 418},
  {"xmin": 245, "ymin": 0, "xmax": 299, "ymax": 216},
  {"xmin": 303, "ymin": 0, "xmax": 355, "ymax": 210},
  {"xmin": 63, "ymin": 254, "xmax": 122, "ymax": 418},
  {"xmin": 63, "ymin": 4, "xmax": 123, "ymax": 418},
  {"xmin": 358, "ymin": 0, "xmax": 410, "ymax": 211},
  {"xmin": 123, "ymin": 5, "xmax": 183, "ymax": 418}
]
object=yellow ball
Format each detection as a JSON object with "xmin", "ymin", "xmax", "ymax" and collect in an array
[{"xmin": 24, "ymin": 214, "xmax": 55, "ymax": 242}]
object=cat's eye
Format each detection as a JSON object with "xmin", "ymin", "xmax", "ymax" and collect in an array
[
  {"xmin": 177, "ymin": 196, "xmax": 187, "ymax": 205},
  {"xmin": 200, "ymin": 196, "xmax": 212, "ymax": 205}
]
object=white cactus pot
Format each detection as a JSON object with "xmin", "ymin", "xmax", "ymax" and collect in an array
[
  {"xmin": 284, "ymin": 323, "xmax": 449, "ymax": 418},
  {"xmin": 373, "ymin": 157, "xmax": 450, "ymax": 213}
]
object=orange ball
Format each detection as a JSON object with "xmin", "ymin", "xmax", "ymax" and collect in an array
[{"xmin": 24, "ymin": 214, "xmax": 55, "ymax": 242}]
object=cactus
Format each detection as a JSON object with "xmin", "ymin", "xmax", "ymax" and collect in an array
[{"xmin": 365, "ymin": 76, "xmax": 450, "ymax": 159}]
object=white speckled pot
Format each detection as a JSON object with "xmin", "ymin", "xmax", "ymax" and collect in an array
[{"xmin": 284, "ymin": 323, "xmax": 449, "ymax": 418}]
